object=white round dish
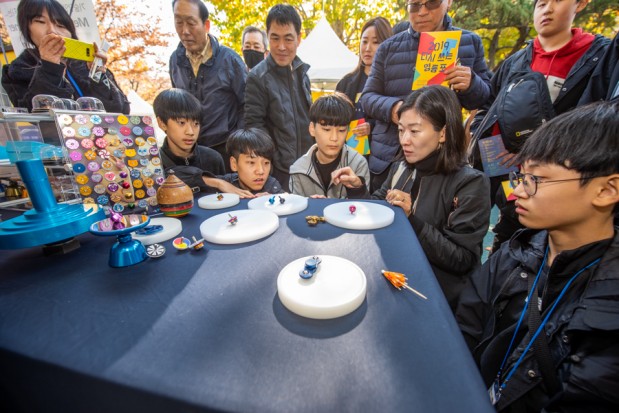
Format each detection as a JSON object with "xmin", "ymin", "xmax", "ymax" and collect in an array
[
  {"xmin": 323, "ymin": 201, "xmax": 394, "ymax": 230},
  {"xmin": 277, "ymin": 255, "xmax": 367, "ymax": 319},
  {"xmin": 199, "ymin": 209, "xmax": 279, "ymax": 244},
  {"xmin": 247, "ymin": 193, "xmax": 308, "ymax": 216},
  {"xmin": 198, "ymin": 193, "xmax": 240, "ymax": 209},
  {"xmin": 132, "ymin": 217, "xmax": 182, "ymax": 245}
]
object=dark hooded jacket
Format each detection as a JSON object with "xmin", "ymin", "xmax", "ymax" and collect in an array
[
  {"xmin": 456, "ymin": 229, "xmax": 619, "ymax": 412},
  {"xmin": 1, "ymin": 49, "xmax": 129, "ymax": 113}
]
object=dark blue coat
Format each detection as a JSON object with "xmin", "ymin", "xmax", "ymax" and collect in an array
[
  {"xmin": 169, "ymin": 35, "xmax": 247, "ymax": 148},
  {"xmin": 360, "ymin": 15, "xmax": 491, "ymax": 175}
]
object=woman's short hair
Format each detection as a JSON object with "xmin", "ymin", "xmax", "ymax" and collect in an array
[
  {"xmin": 153, "ymin": 88, "xmax": 201, "ymax": 123},
  {"xmin": 18, "ymin": 0, "xmax": 78, "ymax": 47},
  {"xmin": 397, "ymin": 86, "xmax": 467, "ymax": 174}
]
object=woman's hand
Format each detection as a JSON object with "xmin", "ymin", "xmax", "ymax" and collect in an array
[
  {"xmin": 38, "ymin": 33, "xmax": 66, "ymax": 64},
  {"xmin": 386, "ymin": 189, "xmax": 412, "ymax": 216},
  {"xmin": 87, "ymin": 42, "xmax": 108, "ymax": 72},
  {"xmin": 444, "ymin": 64, "xmax": 472, "ymax": 93},
  {"xmin": 352, "ymin": 122, "xmax": 370, "ymax": 137},
  {"xmin": 331, "ymin": 166, "xmax": 363, "ymax": 189}
]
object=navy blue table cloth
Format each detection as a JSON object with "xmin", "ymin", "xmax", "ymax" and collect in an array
[{"xmin": 0, "ymin": 198, "xmax": 493, "ymax": 412}]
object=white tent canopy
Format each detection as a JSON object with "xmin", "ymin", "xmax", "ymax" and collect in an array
[{"xmin": 297, "ymin": 17, "xmax": 358, "ymax": 82}]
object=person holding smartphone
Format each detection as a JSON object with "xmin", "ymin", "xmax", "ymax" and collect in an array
[{"xmin": 1, "ymin": 0, "xmax": 129, "ymax": 113}]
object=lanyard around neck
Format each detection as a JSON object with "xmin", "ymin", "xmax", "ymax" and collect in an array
[
  {"xmin": 495, "ymin": 246, "xmax": 601, "ymax": 393},
  {"xmin": 66, "ymin": 70, "xmax": 84, "ymax": 98}
]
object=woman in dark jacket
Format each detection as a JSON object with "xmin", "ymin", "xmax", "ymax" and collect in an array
[
  {"xmin": 1, "ymin": 0, "xmax": 129, "ymax": 113},
  {"xmin": 335, "ymin": 17, "xmax": 392, "ymax": 155},
  {"xmin": 332, "ymin": 86, "xmax": 491, "ymax": 310}
]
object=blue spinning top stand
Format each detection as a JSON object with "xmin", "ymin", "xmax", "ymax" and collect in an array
[{"xmin": 0, "ymin": 142, "xmax": 104, "ymax": 251}]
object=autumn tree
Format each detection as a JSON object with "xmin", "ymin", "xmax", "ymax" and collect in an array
[
  {"xmin": 209, "ymin": 0, "xmax": 617, "ymax": 71},
  {"xmin": 95, "ymin": 0, "xmax": 174, "ymax": 103}
]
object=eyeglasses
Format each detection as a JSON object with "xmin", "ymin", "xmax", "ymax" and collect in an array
[
  {"xmin": 406, "ymin": 0, "xmax": 444, "ymax": 13},
  {"xmin": 509, "ymin": 172, "xmax": 582, "ymax": 196}
]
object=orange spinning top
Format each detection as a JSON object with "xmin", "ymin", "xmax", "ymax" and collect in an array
[{"xmin": 381, "ymin": 270, "xmax": 427, "ymax": 300}]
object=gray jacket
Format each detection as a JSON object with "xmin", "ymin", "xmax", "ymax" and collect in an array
[
  {"xmin": 289, "ymin": 144, "xmax": 370, "ymax": 198},
  {"xmin": 245, "ymin": 55, "xmax": 312, "ymax": 174}
]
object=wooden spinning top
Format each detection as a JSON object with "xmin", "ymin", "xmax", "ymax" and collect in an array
[{"xmin": 156, "ymin": 173, "xmax": 193, "ymax": 217}]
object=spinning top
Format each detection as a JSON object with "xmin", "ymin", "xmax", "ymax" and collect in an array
[
  {"xmin": 279, "ymin": 196, "xmax": 286, "ymax": 204},
  {"xmin": 156, "ymin": 173, "xmax": 193, "ymax": 217},
  {"xmin": 146, "ymin": 243, "xmax": 166, "ymax": 258},
  {"xmin": 228, "ymin": 214, "xmax": 238, "ymax": 225},
  {"xmin": 305, "ymin": 215, "xmax": 327, "ymax": 226},
  {"xmin": 349, "ymin": 205, "xmax": 356, "ymax": 215},
  {"xmin": 299, "ymin": 256, "xmax": 322, "ymax": 279},
  {"xmin": 216, "ymin": 193, "xmax": 224, "ymax": 201},
  {"xmin": 269, "ymin": 196, "xmax": 276, "ymax": 205}
]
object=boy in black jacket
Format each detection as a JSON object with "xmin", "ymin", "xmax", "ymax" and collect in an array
[
  {"xmin": 457, "ymin": 102, "xmax": 619, "ymax": 412},
  {"xmin": 218, "ymin": 128, "xmax": 283, "ymax": 195},
  {"xmin": 154, "ymin": 88, "xmax": 253, "ymax": 197}
]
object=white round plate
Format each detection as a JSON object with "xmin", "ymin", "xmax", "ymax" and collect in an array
[
  {"xmin": 323, "ymin": 201, "xmax": 394, "ymax": 230},
  {"xmin": 277, "ymin": 255, "xmax": 367, "ymax": 319},
  {"xmin": 133, "ymin": 217, "xmax": 182, "ymax": 245},
  {"xmin": 247, "ymin": 193, "xmax": 308, "ymax": 216},
  {"xmin": 198, "ymin": 193, "xmax": 240, "ymax": 209},
  {"xmin": 199, "ymin": 209, "xmax": 279, "ymax": 244}
]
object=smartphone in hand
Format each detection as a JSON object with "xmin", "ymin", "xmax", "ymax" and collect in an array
[{"xmin": 62, "ymin": 38, "xmax": 95, "ymax": 62}]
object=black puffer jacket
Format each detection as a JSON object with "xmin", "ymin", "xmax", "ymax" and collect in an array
[
  {"xmin": 1, "ymin": 49, "xmax": 129, "ymax": 113},
  {"xmin": 457, "ymin": 229, "xmax": 619, "ymax": 412},
  {"xmin": 360, "ymin": 15, "xmax": 491, "ymax": 175},
  {"xmin": 169, "ymin": 35, "xmax": 247, "ymax": 147},
  {"xmin": 244, "ymin": 54, "xmax": 312, "ymax": 175},
  {"xmin": 354, "ymin": 159, "xmax": 491, "ymax": 309}
]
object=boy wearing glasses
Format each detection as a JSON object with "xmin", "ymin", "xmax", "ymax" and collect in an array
[{"xmin": 456, "ymin": 102, "xmax": 619, "ymax": 411}]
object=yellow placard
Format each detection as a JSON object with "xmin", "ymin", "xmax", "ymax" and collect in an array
[{"xmin": 412, "ymin": 31, "xmax": 462, "ymax": 90}]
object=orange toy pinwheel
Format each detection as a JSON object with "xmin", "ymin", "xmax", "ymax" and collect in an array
[{"xmin": 381, "ymin": 270, "xmax": 428, "ymax": 300}]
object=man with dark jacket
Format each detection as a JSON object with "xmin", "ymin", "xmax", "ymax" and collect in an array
[
  {"xmin": 457, "ymin": 102, "xmax": 619, "ymax": 412},
  {"xmin": 361, "ymin": 0, "xmax": 491, "ymax": 191},
  {"xmin": 170, "ymin": 0, "xmax": 247, "ymax": 168},
  {"xmin": 244, "ymin": 4, "xmax": 312, "ymax": 192},
  {"xmin": 470, "ymin": 0, "xmax": 610, "ymax": 252}
]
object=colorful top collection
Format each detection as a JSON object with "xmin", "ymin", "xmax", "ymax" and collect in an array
[{"xmin": 56, "ymin": 112, "xmax": 163, "ymax": 214}]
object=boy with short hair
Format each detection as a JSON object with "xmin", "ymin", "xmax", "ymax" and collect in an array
[
  {"xmin": 457, "ymin": 102, "xmax": 619, "ymax": 411},
  {"xmin": 289, "ymin": 93, "xmax": 369, "ymax": 198},
  {"xmin": 219, "ymin": 128, "xmax": 283, "ymax": 195},
  {"xmin": 471, "ymin": 0, "xmax": 610, "ymax": 252},
  {"xmin": 154, "ymin": 88, "xmax": 253, "ymax": 197}
]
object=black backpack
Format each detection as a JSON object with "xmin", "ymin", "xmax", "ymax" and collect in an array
[
  {"xmin": 471, "ymin": 52, "xmax": 556, "ymax": 155},
  {"xmin": 493, "ymin": 70, "xmax": 556, "ymax": 153}
]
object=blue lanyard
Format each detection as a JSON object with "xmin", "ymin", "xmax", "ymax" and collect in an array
[
  {"xmin": 66, "ymin": 70, "xmax": 84, "ymax": 98},
  {"xmin": 495, "ymin": 246, "xmax": 601, "ymax": 392}
]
